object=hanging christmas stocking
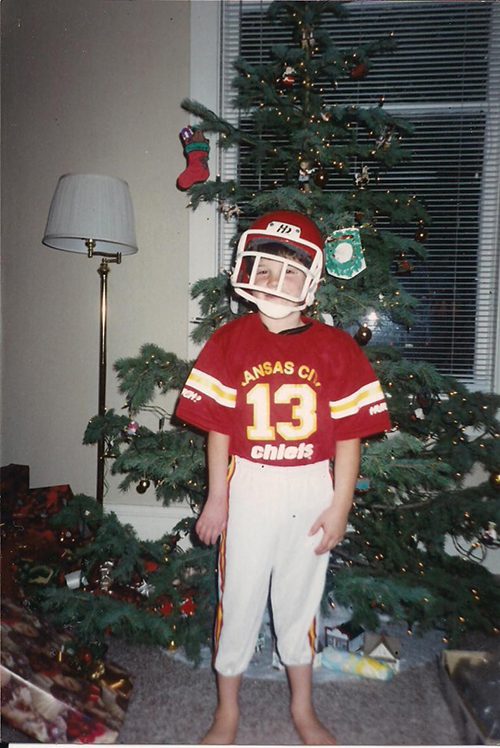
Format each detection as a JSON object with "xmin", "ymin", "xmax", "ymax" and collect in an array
[{"xmin": 176, "ymin": 128, "xmax": 210, "ymax": 191}]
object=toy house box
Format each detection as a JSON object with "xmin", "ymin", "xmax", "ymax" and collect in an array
[
  {"xmin": 1, "ymin": 598, "xmax": 132, "ymax": 743},
  {"xmin": 324, "ymin": 621, "xmax": 364, "ymax": 652}
]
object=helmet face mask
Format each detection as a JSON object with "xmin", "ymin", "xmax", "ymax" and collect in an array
[{"xmin": 231, "ymin": 211, "xmax": 324, "ymax": 319}]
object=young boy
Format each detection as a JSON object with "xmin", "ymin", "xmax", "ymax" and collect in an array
[{"xmin": 175, "ymin": 210, "xmax": 391, "ymax": 745}]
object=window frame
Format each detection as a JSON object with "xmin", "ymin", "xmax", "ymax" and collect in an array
[{"xmin": 190, "ymin": 0, "xmax": 500, "ymax": 392}]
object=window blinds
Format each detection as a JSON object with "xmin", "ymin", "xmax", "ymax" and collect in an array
[{"xmin": 219, "ymin": 0, "xmax": 500, "ymax": 389}]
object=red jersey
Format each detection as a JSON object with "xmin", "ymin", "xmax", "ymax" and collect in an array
[{"xmin": 175, "ymin": 314, "xmax": 391, "ymax": 466}]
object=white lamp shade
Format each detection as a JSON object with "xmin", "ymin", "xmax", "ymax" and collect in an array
[{"xmin": 42, "ymin": 173, "xmax": 138, "ymax": 255}]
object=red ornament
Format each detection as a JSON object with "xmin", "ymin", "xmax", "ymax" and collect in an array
[
  {"xmin": 160, "ymin": 598, "xmax": 174, "ymax": 617},
  {"xmin": 78, "ymin": 649, "xmax": 94, "ymax": 665},
  {"xmin": 124, "ymin": 420, "xmax": 139, "ymax": 437},
  {"xmin": 281, "ymin": 65, "xmax": 296, "ymax": 88},
  {"xmin": 350, "ymin": 62, "xmax": 368, "ymax": 80},
  {"xmin": 180, "ymin": 595, "xmax": 196, "ymax": 617},
  {"xmin": 395, "ymin": 254, "xmax": 414, "ymax": 276}
]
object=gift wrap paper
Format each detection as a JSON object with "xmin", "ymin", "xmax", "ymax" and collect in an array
[
  {"xmin": 1, "ymin": 599, "xmax": 132, "ymax": 743},
  {"xmin": 321, "ymin": 646, "xmax": 394, "ymax": 680}
]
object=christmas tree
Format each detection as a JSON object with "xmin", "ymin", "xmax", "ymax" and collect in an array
[{"xmin": 35, "ymin": 0, "xmax": 500, "ymax": 658}]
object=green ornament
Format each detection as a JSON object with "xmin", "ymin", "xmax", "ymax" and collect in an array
[{"xmin": 325, "ymin": 228, "xmax": 366, "ymax": 280}]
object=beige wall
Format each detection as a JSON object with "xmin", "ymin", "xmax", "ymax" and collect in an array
[{"xmin": 1, "ymin": 0, "xmax": 193, "ymax": 504}]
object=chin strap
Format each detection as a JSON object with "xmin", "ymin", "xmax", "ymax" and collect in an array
[
  {"xmin": 252, "ymin": 296, "xmax": 305, "ymax": 319},
  {"xmin": 233, "ymin": 285, "xmax": 317, "ymax": 319},
  {"xmin": 233, "ymin": 285, "xmax": 300, "ymax": 318}
]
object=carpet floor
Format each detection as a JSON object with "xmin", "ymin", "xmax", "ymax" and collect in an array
[
  {"xmin": 109, "ymin": 642, "xmax": 461, "ymax": 745},
  {"xmin": 3, "ymin": 632, "xmax": 498, "ymax": 745}
]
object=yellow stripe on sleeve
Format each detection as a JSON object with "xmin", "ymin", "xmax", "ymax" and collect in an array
[
  {"xmin": 330, "ymin": 381, "xmax": 385, "ymax": 419},
  {"xmin": 186, "ymin": 368, "xmax": 237, "ymax": 408}
]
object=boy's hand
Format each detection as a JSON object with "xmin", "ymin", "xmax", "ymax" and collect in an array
[
  {"xmin": 309, "ymin": 505, "xmax": 349, "ymax": 555},
  {"xmin": 195, "ymin": 494, "xmax": 228, "ymax": 545},
  {"xmin": 309, "ymin": 437, "xmax": 359, "ymax": 554}
]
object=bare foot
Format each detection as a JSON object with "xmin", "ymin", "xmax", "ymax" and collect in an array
[
  {"xmin": 201, "ymin": 706, "xmax": 239, "ymax": 745},
  {"xmin": 292, "ymin": 707, "xmax": 337, "ymax": 745}
]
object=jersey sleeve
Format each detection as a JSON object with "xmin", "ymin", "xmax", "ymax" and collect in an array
[
  {"xmin": 175, "ymin": 329, "xmax": 236, "ymax": 436},
  {"xmin": 329, "ymin": 333, "xmax": 392, "ymax": 440}
]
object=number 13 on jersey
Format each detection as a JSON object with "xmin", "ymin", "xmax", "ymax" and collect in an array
[{"xmin": 246, "ymin": 383, "xmax": 317, "ymax": 441}]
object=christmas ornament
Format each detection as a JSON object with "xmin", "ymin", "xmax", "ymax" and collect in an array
[
  {"xmin": 281, "ymin": 65, "xmax": 296, "ymax": 88},
  {"xmin": 394, "ymin": 253, "xmax": 414, "ymax": 276},
  {"xmin": 355, "ymin": 476, "xmax": 370, "ymax": 494},
  {"xmin": 136, "ymin": 579, "xmax": 155, "ymax": 597},
  {"xmin": 136, "ymin": 478, "xmax": 150, "ymax": 494},
  {"xmin": 219, "ymin": 201, "xmax": 241, "ymax": 221},
  {"xmin": 301, "ymin": 28, "xmax": 315, "ymax": 52},
  {"xmin": 179, "ymin": 126, "xmax": 194, "ymax": 144},
  {"xmin": 179, "ymin": 595, "xmax": 196, "ymax": 617},
  {"xmin": 143, "ymin": 559, "xmax": 160, "ymax": 574},
  {"xmin": 489, "ymin": 472, "xmax": 500, "ymax": 491},
  {"xmin": 98, "ymin": 560, "xmax": 115, "ymax": 593},
  {"xmin": 354, "ymin": 325, "xmax": 372, "ymax": 346},
  {"xmin": 354, "ymin": 165, "xmax": 370, "ymax": 189},
  {"xmin": 176, "ymin": 128, "xmax": 210, "ymax": 191},
  {"xmin": 325, "ymin": 228, "xmax": 366, "ymax": 280},
  {"xmin": 160, "ymin": 598, "xmax": 174, "ymax": 617},
  {"xmin": 481, "ymin": 522, "xmax": 498, "ymax": 545},
  {"xmin": 314, "ymin": 168, "xmax": 328, "ymax": 188},
  {"xmin": 350, "ymin": 62, "xmax": 369, "ymax": 80},
  {"xmin": 375, "ymin": 126, "xmax": 394, "ymax": 151},
  {"xmin": 298, "ymin": 160, "xmax": 315, "ymax": 191},
  {"xmin": 124, "ymin": 420, "xmax": 139, "ymax": 437}
]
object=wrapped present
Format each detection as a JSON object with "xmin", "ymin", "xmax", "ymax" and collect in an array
[
  {"xmin": 1, "ymin": 464, "xmax": 30, "ymax": 520},
  {"xmin": 321, "ymin": 645, "xmax": 394, "ymax": 680},
  {"xmin": 1, "ymin": 598, "xmax": 132, "ymax": 743},
  {"xmin": 13, "ymin": 483, "xmax": 73, "ymax": 527},
  {"xmin": 1, "ymin": 463, "xmax": 73, "ymax": 530}
]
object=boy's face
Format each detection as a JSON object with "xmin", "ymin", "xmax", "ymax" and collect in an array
[{"xmin": 252, "ymin": 256, "xmax": 307, "ymax": 309}]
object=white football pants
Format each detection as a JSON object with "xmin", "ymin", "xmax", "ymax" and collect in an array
[{"xmin": 214, "ymin": 457, "xmax": 333, "ymax": 676}]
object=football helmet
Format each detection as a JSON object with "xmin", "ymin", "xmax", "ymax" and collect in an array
[{"xmin": 231, "ymin": 210, "xmax": 324, "ymax": 319}]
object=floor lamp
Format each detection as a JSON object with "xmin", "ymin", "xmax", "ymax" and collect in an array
[{"xmin": 42, "ymin": 173, "xmax": 138, "ymax": 504}]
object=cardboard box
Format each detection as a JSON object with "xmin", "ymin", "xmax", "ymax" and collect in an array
[
  {"xmin": 439, "ymin": 650, "xmax": 500, "ymax": 745},
  {"xmin": 1, "ymin": 598, "xmax": 132, "ymax": 743}
]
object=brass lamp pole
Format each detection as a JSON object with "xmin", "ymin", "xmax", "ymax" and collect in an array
[
  {"xmin": 43, "ymin": 174, "xmax": 138, "ymax": 504},
  {"xmin": 86, "ymin": 239, "xmax": 122, "ymax": 503}
]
